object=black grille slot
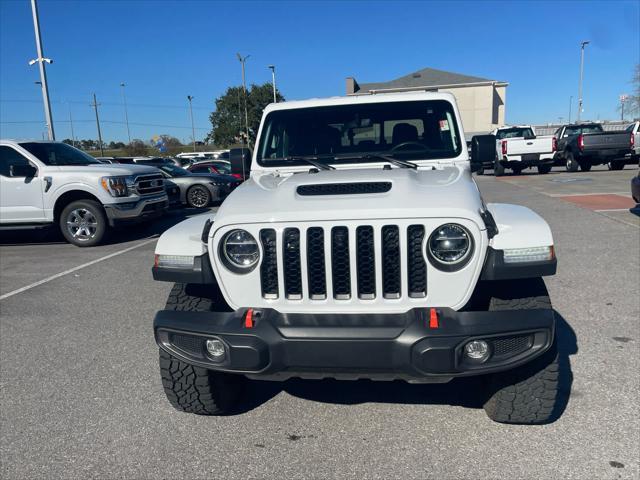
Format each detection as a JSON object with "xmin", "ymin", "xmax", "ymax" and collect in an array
[
  {"xmin": 491, "ymin": 335, "xmax": 534, "ymax": 358},
  {"xmin": 356, "ymin": 226, "xmax": 376, "ymax": 299},
  {"xmin": 260, "ymin": 229, "xmax": 278, "ymax": 298},
  {"xmin": 307, "ymin": 227, "xmax": 326, "ymax": 299},
  {"xmin": 407, "ymin": 225, "xmax": 427, "ymax": 297},
  {"xmin": 297, "ymin": 182, "xmax": 391, "ymax": 196},
  {"xmin": 170, "ymin": 333, "xmax": 203, "ymax": 356},
  {"xmin": 283, "ymin": 228, "xmax": 302, "ymax": 299},
  {"xmin": 331, "ymin": 227, "xmax": 351, "ymax": 299},
  {"xmin": 382, "ymin": 226, "xmax": 401, "ymax": 298}
]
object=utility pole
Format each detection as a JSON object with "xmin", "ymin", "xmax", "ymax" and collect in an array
[
  {"xmin": 91, "ymin": 93, "xmax": 104, "ymax": 156},
  {"xmin": 29, "ymin": 0, "xmax": 55, "ymax": 140},
  {"xmin": 187, "ymin": 95, "xmax": 196, "ymax": 151},
  {"xmin": 68, "ymin": 103, "xmax": 76, "ymax": 147},
  {"xmin": 568, "ymin": 95, "xmax": 573, "ymax": 123},
  {"xmin": 268, "ymin": 65, "xmax": 277, "ymax": 103},
  {"xmin": 120, "ymin": 82, "xmax": 131, "ymax": 144},
  {"xmin": 237, "ymin": 53, "xmax": 251, "ymax": 146},
  {"xmin": 577, "ymin": 40, "xmax": 589, "ymax": 122},
  {"xmin": 619, "ymin": 94, "xmax": 628, "ymax": 121}
]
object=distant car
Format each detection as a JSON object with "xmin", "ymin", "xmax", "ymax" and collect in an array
[
  {"xmin": 186, "ymin": 160, "xmax": 243, "ymax": 180},
  {"xmin": 133, "ymin": 157, "xmax": 181, "ymax": 167},
  {"xmin": 95, "ymin": 156, "xmax": 114, "ymax": 164},
  {"xmin": 154, "ymin": 164, "xmax": 241, "ymax": 208}
]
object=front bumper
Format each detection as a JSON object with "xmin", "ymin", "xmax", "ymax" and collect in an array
[
  {"xmin": 104, "ymin": 194, "xmax": 168, "ymax": 226},
  {"xmin": 154, "ymin": 307, "xmax": 555, "ymax": 383}
]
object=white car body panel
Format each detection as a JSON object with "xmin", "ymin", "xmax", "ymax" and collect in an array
[
  {"xmin": 492, "ymin": 126, "xmax": 555, "ymax": 163},
  {"xmin": 152, "ymin": 93, "xmax": 556, "ymax": 314}
]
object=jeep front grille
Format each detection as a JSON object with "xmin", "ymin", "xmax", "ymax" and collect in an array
[
  {"xmin": 258, "ymin": 224, "xmax": 427, "ymax": 301},
  {"xmin": 134, "ymin": 174, "xmax": 164, "ymax": 195}
]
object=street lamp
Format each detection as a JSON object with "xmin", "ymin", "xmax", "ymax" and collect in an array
[
  {"xmin": 237, "ymin": 53, "xmax": 251, "ymax": 146},
  {"xmin": 187, "ymin": 95, "xmax": 196, "ymax": 152},
  {"xmin": 577, "ymin": 40, "xmax": 589, "ymax": 122},
  {"xmin": 120, "ymin": 82, "xmax": 131, "ymax": 144},
  {"xmin": 268, "ymin": 65, "xmax": 277, "ymax": 103},
  {"xmin": 568, "ymin": 95, "xmax": 573, "ymax": 124},
  {"xmin": 29, "ymin": 0, "xmax": 55, "ymax": 140}
]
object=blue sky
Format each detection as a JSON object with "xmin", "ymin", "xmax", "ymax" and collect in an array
[{"xmin": 1, "ymin": 0, "xmax": 638, "ymax": 143}]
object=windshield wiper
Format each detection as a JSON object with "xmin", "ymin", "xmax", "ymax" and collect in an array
[
  {"xmin": 277, "ymin": 155, "xmax": 335, "ymax": 171},
  {"xmin": 334, "ymin": 153, "xmax": 418, "ymax": 169}
]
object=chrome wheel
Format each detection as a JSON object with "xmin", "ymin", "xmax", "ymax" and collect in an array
[
  {"xmin": 187, "ymin": 186, "xmax": 210, "ymax": 208},
  {"xmin": 66, "ymin": 208, "xmax": 98, "ymax": 241}
]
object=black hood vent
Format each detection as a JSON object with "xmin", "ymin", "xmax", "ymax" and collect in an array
[{"xmin": 297, "ymin": 182, "xmax": 392, "ymax": 196}]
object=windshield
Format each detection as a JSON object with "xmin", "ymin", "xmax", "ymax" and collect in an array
[
  {"xmin": 159, "ymin": 164, "xmax": 190, "ymax": 177},
  {"xmin": 211, "ymin": 162, "xmax": 231, "ymax": 173},
  {"xmin": 20, "ymin": 142, "xmax": 100, "ymax": 166},
  {"xmin": 257, "ymin": 100, "xmax": 462, "ymax": 166},
  {"xmin": 496, "ymin": 127, "xmax": 534, "ymax": 139},
  {"xmin": 565, "ymin": 124, "xmax": 604, "ymax": 136}
]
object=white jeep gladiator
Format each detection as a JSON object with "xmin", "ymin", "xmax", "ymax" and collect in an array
[
  {"xmin": 491, "ymin": 125, "xmax": 556, "ymax": 176},
  {"xmin": 0, "ymin": 140, "xmax": 168, "ymax": 246},
  {"xmin": 151, "ymin": 92, "xmax": 559, "ymax": 424}
]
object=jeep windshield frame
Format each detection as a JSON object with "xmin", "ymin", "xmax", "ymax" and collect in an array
[{"xmin": 256, "ymin": 99, "xmax": 462, "ymax": 167}]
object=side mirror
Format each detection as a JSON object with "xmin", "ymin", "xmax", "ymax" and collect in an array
[
  {"xmin": 470, "ymin": 135, "xmax": 496, "ymax": 172},
  {"xmin": 10, "ymin": 164, "xmax": 37, "ymax": 178},
  {"xmin": 229, "ymin": 147, "xmax": 252, "ymax": 179}
]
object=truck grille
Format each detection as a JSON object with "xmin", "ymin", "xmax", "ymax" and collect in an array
[
  {"xmin": 134, "ymin": 174, "xmax": 164, "ymax": 195},
  {"xmin": 259, "ymin": 224, "xmax": 427, "ymax": 301}
]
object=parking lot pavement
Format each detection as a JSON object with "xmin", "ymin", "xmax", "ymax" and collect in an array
[{"xmin": 1, "ymin": 168, "xmax": 639, "ymax": 479}]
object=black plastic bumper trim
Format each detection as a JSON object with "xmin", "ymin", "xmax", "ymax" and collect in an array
[
  {"xmin": 481, "ymin": 247, "xmax": 557, "ymax": 280},
  {"xmin": 152, "ymin": 253, "xmax": 215, "ymax": 284},
  {"xmin": 154, "ymin": 306, "xmax": 555, "ymax": 380}
]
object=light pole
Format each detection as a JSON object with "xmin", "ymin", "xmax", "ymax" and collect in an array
[
  {"xmin": 577, "ymin": 40, "xmax": 589, "ymax": 122},
  {"xmin": 29, "ymin": 0, "xmax": 55, "ymax": 140},
  {"xmin": 619, "ymin": 94, "xmax": 628, "ymax": 121},
  {"xmin": 268, "ymin": 65, "xmax": 277, "ymax": 103},
  {"xmin": 68, "ymin": 102, "xmax": 76, "ymax": 147},
  {"xmin": 120, "ymin": 82, "xmax": 131, "ymax": 144},
  {"xmin": 568, "ymin": 95, "xmax": 573, "ymax": 123},
  {"xmin": 237, "ymin": 53, "xmax": 251, "ymax": 146},
  {"xmin": 187, "ymin": 95, "xmax": 196, "ymax": 152}
]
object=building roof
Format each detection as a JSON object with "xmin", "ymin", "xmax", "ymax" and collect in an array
[{"xmin": 352, "ymin": 67, "xmax": 507, "ymax": 94}]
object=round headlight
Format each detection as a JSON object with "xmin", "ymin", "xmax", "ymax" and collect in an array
[
  {"xmin": 221, "ymin": 229, "xmax": 259, "ymax": 271},
  {"xmin": 428, "ymin": 223, "xmax": 473, "ymax": 270}
]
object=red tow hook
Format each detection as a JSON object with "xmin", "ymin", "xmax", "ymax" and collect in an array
[
  {"xmin": 244, "ymin": 308, "xmax": 255, "ymax": 329},
  {"xmin": 428, "ymin": 308, "xmax": 439, "ymax": 329}
]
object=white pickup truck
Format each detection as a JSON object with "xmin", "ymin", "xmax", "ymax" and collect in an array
[
  {"xmin": 150, "ymin": 92, "xmax": 561, "ymax": 424},
  {"xmin": 624, "ymin": 121, "xmax": 639, "ymax": 165},
  {"xmin": 491, "ymin": 125, "xmax": 556, "ymax": 176},
  {"xmin": 0, "ymin": 140, "xmax": 168, "ymax": 246}
]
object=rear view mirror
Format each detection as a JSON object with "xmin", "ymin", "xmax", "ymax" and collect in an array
[
  {"xmin": 10, "ymin": 164, "xmax": 37, "ymax": 178},
  {"xmin": 470, "ymin": 135, "xmax": 496, "ymax": 172},
  {"xmin": 229, "ymin": 147, "xmax": 252, "ymax": 179}
]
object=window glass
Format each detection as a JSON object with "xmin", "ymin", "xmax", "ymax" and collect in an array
[
  {"xmin": 257, "ymin": 100, "xmax": 462, "ymax": 166},
  {"xmin": 19, "ymin": 142, "xmax": 99, "ymax": 166},
  {"xmin": 495, "ymin": 127, "xmax": 534, "ymax": 139},
  {"xmin": 0, "ymin": 146, "xmax": 32, "ymax": 177}
]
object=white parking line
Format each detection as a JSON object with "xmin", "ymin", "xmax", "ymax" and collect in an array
[{"xmin": 0, "ymin": 237, "xmax": 157, "ymax": 301}]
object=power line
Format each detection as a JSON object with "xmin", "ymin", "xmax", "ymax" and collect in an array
[
  {"xmin": 0, "ymin": 98, "xmax": 211, "ymax": 110},
  {"xmin": 1, "ymin": 119, "xmax": 210, "ymax": 130}
]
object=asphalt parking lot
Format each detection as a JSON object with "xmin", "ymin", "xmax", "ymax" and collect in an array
[{"xmin": 1, "ymin": 165, "xmax": 639, "ymax": 479}]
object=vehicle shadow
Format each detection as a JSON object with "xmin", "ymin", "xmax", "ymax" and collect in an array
[{"xmin": 241, "ymin": 311, "xmax": 576, "ymax": 422}]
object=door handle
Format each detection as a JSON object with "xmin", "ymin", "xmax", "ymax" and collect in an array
[{"xmin": 526, "ymin": 142, "xmax": 533, "ymax": 145}]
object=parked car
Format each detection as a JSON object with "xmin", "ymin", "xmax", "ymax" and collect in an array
[
  {"xmin": 623, "ymin": 121, "xmax": 639, "ymax": 167},
  {"xmin": 553, "ymin": 123, "xmax": 633, "ymax": 172},
  {"xmin": 491, "ymin": 125, "xmax": 556, "ymax": 176},
  {"xmin": 0, "ymin": 140, "xmax": 168, "ymax": 246},
  {"xmin": 151, "ymin": 92, "xmax": 561, "ymax": 424},
  {"xmin": 186, "ymin": 160, "xmax": 243, "ymax": 180},
  {"xmin": 154, "ymin": 163, "xmax": 241, "ymax": 208},
  {"xmin": 95, "ymin": 156, "xmax": 114, "ymax": 164}
]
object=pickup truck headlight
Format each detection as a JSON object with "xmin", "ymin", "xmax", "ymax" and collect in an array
[
  {"xmin": 220, "ymin": 229, "xmax": 259, "ymax": 272},
  {"xmin": 100, "ymin": 176, "xmax": 129, "ymax": 197},
  {"xmin": 427, "ymin": 223, "xmax": 473, "ymax": 271}
]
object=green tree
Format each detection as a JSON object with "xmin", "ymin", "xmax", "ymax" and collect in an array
[
  {"xmin": 124, "ymin": 139, "xmax": 147, "ymax": 156},
  {"xmin": 207, "ymin": 83, "xmax": 284, "ymax": 147}
]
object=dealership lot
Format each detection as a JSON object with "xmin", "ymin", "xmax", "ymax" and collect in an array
[{"xmin": 1, "ymin": 166, "xmax": 638, "ymax": 479}]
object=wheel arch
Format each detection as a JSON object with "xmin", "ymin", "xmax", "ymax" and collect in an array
[{"xmin": 53, "ymin": 190, "xmax": 102, "ymax": 222}]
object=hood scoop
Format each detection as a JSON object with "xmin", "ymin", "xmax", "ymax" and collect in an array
[{"xmin": 297, "ymin": 182, "xmax": 392, "ymax": 196}]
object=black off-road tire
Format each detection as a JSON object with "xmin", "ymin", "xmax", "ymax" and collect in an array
[
  {"xmin": 494, "ymin": 159, "xmax": 505, "ymax": 177},
  {"xmin": 537, "ymin": 164, "xmax": 552, "ymax": 174},
  {"xmin": 579, "ymin": 161, "xmax": 592, "ymax": 172},
  {"xmin": 607, "ymin": 160, "xmax": 624, "ymax": 171},
  {"xmin": 482, "ymin": 278, "xmax": 560, "ymax": 424},
  {"xmin": 565, "ymin": 152, "xmax": 579, "ymax": 172},
  {"xmin": 159, "ymin": 283, "xmax": 246, "ymax": 415}
]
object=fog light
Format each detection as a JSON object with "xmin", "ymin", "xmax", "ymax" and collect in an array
[
  {"xmin": 205, "ymin": 339, "xmax": 225, "ymax": 358},
  {"xmin": 464, "ymin": 340, "xmax": 490, "ymax": 362}
]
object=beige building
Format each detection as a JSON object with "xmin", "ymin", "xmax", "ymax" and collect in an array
[{"xmin": 346, "ymin": 67, "xmax": 508, "ymax": 137}]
